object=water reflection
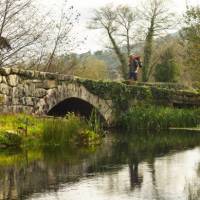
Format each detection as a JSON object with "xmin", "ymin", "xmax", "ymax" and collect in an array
[{"xmin": 0, "ymin": 131, "xmax": 200, "ymax": 200}]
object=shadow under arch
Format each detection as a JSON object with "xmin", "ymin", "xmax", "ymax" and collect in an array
[{"xmin": 47, "ymin": 97, "xmax": 106, "ymax": 123}]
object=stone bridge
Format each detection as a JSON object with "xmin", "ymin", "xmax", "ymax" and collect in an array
[{"xmin": 0, "ymin": 67, "xmax": 200, "ymax": 125}]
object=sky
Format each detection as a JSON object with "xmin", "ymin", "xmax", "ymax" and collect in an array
[{"xmin": 39, "ymin": 0, "xmax": 200, "ymax": 53}]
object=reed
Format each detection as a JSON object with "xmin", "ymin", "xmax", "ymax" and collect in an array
[
  {"xmin": 42, "ymin": 113, "xmax": 101, "ymax": 147},
  {"xmin": 119, "ymin": 105, "xmax": 200, "ymax": 131},
  {"xmin": 0, "ymin": 113, "xmax": 102, "ymax": 148}
]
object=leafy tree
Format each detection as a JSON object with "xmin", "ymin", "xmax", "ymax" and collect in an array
[
  {"xmin": 181, "ymin": 6, "xmax": 200, "ymax": 81},
  {"xmin": 140, "ymin": 0, "xmax": 176, "ymax": 82},
  {"xmin": 74, "ymin": 57, "xmax": 108, "ymax": 80},
  {"xmin": 154, "ymin": 47, "xmax": 179, "ymax": 82}
]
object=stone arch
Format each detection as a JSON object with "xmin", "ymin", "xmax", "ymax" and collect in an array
[
  {"xmin": 47, "ymin": 97, "xmax": 107, "ymax": 124},
  {"xmin": 35, "ymin": 83, "xmax": 113, "ymax": 124}
]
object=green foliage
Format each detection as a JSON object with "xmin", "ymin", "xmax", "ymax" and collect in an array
[
  {"xmin": 77, "ymin": 79, "xmax": 154, "ymax": 112},
  {"xmin": 75, "ymin": 130, "xmax": 101, "ymax": 147},
  {"xmin": 154, "ymin": 47, "xmax": 180, "ymax": 82},
  {"xmin": 0, "ymin": 113, "xmax": 102, "ymax": 149},
  {"xmin": 0, "ymin": 114, "xmax": 43, "ymax": 136},
  {"xmin": 182, "ymin": 6, "xmax": 200, "ymax": 80},
  {"xmin": 192, "ymin": 81, "xmax": 200, "ymax": 92},
  {"xmin": 42, "ymin": 113, "xmax": 101, "ymax": 147},
  {"xmin": 74, "ymin": 56, "xmax": 109, "ymax": 80},
  {"xmin": 77, "ymin": 78, "xmax": 199, "ymax": 119},
  {"xmin": 117, "ymin": 131, "xmax": 200, "ymax": 159},
  {"xmin": 88, "ymin": 109, "xmax": 102, "ymax": 134},
  {"xmin": 119, "ymin": 105, "xmax": 200, "ymax": 131},
  {"xmin": 0, "ymin": 132, "xmax": 22, "ymax": 147},
  {"xmin": 42, "ymin": 114, "xmax": 83, "ymax": 146}
]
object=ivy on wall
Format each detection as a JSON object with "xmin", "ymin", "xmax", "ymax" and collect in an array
[{"xmin": 76, "ymin": 79, "xmax": 200, "ymax": 115}]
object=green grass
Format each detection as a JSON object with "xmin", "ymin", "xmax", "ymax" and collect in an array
[
  {"xmin": 119, "ymin": 105, "xmax": 200, "ymax": 131},
  {"xmin": 0, "ymin": 114, "xmax": 43, "ymax": 136},
  {"xmin": 0, "ymin": 113, "xmax": 102, "ymax": 149}
]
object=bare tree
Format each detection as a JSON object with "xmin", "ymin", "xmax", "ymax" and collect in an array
[
  {"xmin": 89, "ymin": 5, "xmax": 138, "ymax": 79},
  {"xmin": 0, "ymin": 36, "xmax": 11, "ymax": 50},
  {"xmin": 45, "ymin": 1, "xmax": 80, "ymax": 71},
  {"xmin": 115, "ymin": 5, "xmax": 138, "ymax": 57},
  {"xmin": 0, "ymin": 0, "xmax": 49, "ymax": 67},
  {"xmin": 89, "ymin": 5, "xmax": 130, "ymax": 79},
  {"xmin": 139, "ymin": 0, "xmax": 176, "ymax": 81}
]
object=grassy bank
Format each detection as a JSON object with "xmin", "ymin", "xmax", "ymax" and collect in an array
[
  {"xmin": 42, "ymin": 113, "xmax": 101, "ymax": 147},
  {"xmin": 119, "ymin": 105, "xmax": 200, "ymax": 131},
  {"xmin": 0, "ymin": 113, "xmax": 102, "ymax": 149}
]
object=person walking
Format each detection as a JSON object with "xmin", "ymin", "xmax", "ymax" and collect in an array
[{"xmin": 128, "ymin": 54, "xmax": 142, "ymax": 81}]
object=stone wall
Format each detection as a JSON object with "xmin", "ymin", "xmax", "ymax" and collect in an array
[
  {"xmin": 0, "ymin": 67, "xmax": 200, "ymax": 124},
  {"xmin": 0, "ymin": 67, "xmax": 113, "ymax": 123}
]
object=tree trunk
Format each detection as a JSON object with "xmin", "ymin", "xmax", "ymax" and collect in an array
[
  {"xmin": 142, "ymin": 16, "xmax": 155, "ymax": 82},
  {"xmin": 107, "ymin": 30, "xmax": 128, "ymax": 79}
]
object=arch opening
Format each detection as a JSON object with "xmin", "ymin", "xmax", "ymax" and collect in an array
[{"xmin": 47, "ymin": 97, "xmax": 106, "ymax": 123}]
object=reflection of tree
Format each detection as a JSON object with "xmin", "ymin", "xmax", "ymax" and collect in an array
[
  {"xmin": 197, "ymin": 163, "xmax": 200, "ymax": 177},
  {"xmin": 0, "ymin": 168, "xmax": 15, "ymax": 200},
  {"xmin": 187, "ymin": 180, "xmax": 200, "ymax": 200},
  {"xmin": 0, "ymin": 132, "xmax": 200, "ymax": 199},
  {"xmin": 128, "ymin": 160, "xmax": 143, "ymax": 190},
  {"xmin": 188, "ymin": 162, "xmax": 200, "ymax": 200},
  {"xmin": 0, "ymin": 142, "xmax": 117, "ymax": 200},
  {"xmin": 147, "ymin": 159, "xmax": 163, "ymax": 200}
]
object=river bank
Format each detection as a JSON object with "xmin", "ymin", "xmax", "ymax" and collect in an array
[
  {"xmin": 0, "ymin": 105, "xmax": 200, "ymax": 149},
  {"xmin": 0, "ymin": 113, "xmax": 102, "ymax": 149},
  {"xmin": 119, "ymin": 105, "xmax": 200, "ymax": 131}
]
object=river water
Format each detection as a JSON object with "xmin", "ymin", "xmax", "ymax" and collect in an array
[{"xmin": 0, "ymin": 131, "xmax": 200, "ymax": 200}]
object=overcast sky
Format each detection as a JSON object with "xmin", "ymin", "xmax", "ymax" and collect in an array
[{"xmin": 39, "ymin": 0, "xmax": 200, "ymax": 53}]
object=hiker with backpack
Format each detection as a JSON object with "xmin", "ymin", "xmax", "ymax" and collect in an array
[{"xmin": 128, "ymin": 54, "xmax": 142, "ymax": 81}]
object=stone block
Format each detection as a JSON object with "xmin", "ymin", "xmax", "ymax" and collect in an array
[
  {"xmin": 38, "ymin": 72, "xmax": 47, "ymax": 80},
  {"xmin": 11, "ymin": 105, "xmax": 34, "ymax": 114},
  {"xmin": 34, "ymin": 88, "xmax": 47, "ymax": 98},
  {"xmin": 45, "ymin": 72, "xmax": 58, "ymax": 80},
  {"xmin": 17, "ymin": 69, "xmax": 35, "ymax": 78},
  {"xmin": 34, "ymin": 70, "xmax": 40, "ymax": 78},
  {"xmin": 7, "ymin": 74, "xmax": 20, "ymax": 87},
  {"xmin": 57, "ymin": 74, "xmax": 65, "ymax": 81},
  {"xmin": 24, "ymin": 84, "xmax": 35, "ymax": 96},
  {"xmin": 11, "ymin": 68, "xmax": 20, "ymax": 74},
  {"xmin": 0, "ymin": 83, "xmax": 11, "ymax": 95},
  {"xmin": 0, "ymin": 67, "xmax": 11, "ymax": 76},
  {"xmin": 12, "ymin": 85, "xmax": 24, "ymax": 97},
  {"xmin": 22, "ymin": 97, "xmax": 35, "ymax": 106},
  {"xmin": 57, "ymin": 74, "xmax": 73, "ymax": 81},
  {"xmin": 3, "ymin": 95, "xmax": 12, "ymax": 105},
  {"xmin": 43, "ymin": 80, "xmax": 57, "ymax": 89},
  {"xmin": 12, "ymin": 98, "xmax": 22, "ymax": 105},
  {"xmin": 2, "ymin": 76, "xmax": 7, "ymax": 84},
  {"xmin": 0, "ymin": 94, "xmax": 6, "ymax": 105}
]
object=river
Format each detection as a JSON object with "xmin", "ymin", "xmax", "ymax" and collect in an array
[{"xmin": 0, "ymin": 131, "xmax": 200, "ymax": 200}]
